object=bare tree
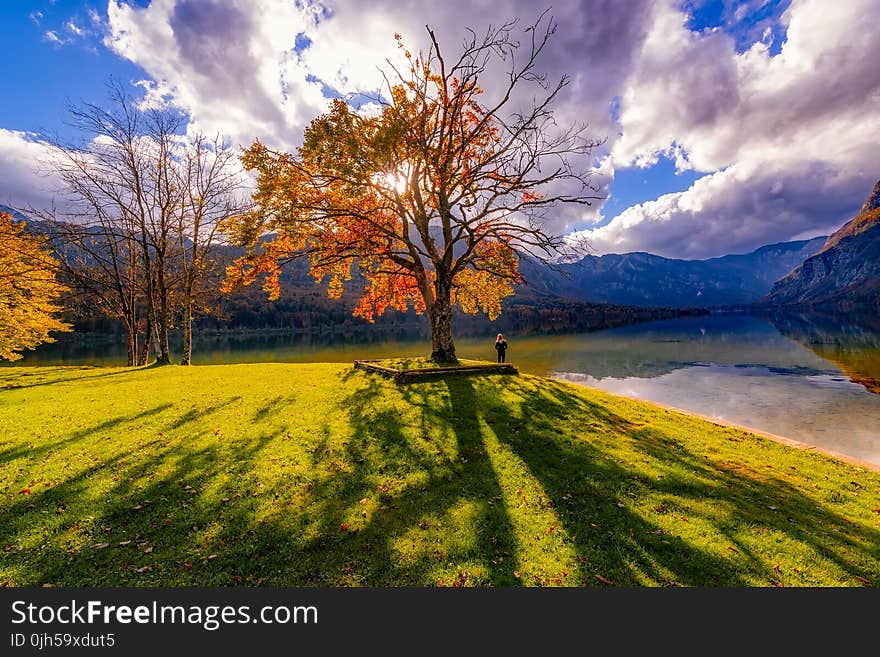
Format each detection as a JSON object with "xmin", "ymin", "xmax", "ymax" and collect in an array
[
  {"xmin": 175, "ymin": 135, "xmax": 244, "ymax": 365},
  {"xmin": 34, "ymin": 83, "xmax": 243, "ymax": 365}
]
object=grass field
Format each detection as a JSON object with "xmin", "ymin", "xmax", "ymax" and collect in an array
[{"xmin": 1, "ymin": 363, "xmax": 878, "ymax": 586}]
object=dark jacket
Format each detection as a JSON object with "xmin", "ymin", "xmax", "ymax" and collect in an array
[{"xmin": 495, "ymin": 339, "xmax": 508, "ymax": 352}]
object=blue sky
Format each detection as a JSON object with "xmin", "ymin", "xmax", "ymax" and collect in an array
[
  {"xmin": 2, "ymin": 2, "xmax": 141, "ymax": 135},
  {"xmin": 1, "ymin": 0, "xmax": 876, "ymax": 259}
]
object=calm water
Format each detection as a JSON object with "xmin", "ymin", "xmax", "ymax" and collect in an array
[{"xmin": 11, "ymin": 313, "xmax": 880, "ymax": 465}]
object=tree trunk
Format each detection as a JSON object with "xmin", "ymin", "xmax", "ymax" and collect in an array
[
  {"xmin": 138, "ymin": 315, "xmax": 152, "ymax": 366},
  {"xmin": 152, "ymin": 273, "xmax": 171, "ymax": 365},
  {"xmin": 428, "ymin": 283, "xmax": 457, "ymax": 363},
  {"xmin": 125, "ymin": 324, "xmax": 138, "ymax": 367},
  {"xmin": 144, "ymin": 270, "xmax": 169, "ymax": 365},
  {"xmin": 155, "ymin": 312, "xmax": 171, "ymax": 365},
  {"xmin": 180, "ymin": 300, "xmax": 192, "ymax": 366}
]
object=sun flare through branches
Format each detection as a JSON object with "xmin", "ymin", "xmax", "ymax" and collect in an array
[{"xmin": 221, "ymin": 13, "xmax": 603, "ymax": 362}]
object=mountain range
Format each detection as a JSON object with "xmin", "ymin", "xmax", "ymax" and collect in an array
[
  {"xmin": 519, "ymin": 237, "xmax": 827, "ymax": 308},
  {"xmin": 764, "ymin": 179, "xmax": 880, "ymax": 309}
]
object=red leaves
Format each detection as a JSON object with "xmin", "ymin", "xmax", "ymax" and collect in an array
[
  {"xmin": 19, "ymin": 488, "xmax": 31, "ymax": 495},
  {"xmin": 352, "ymin": 265, "xmax": 425, "ymax": 323}
]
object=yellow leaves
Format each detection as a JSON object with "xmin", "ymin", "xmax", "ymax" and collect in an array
[
  {"xmin": 452, "ymin": 240, "xmax": 519, "ymax": 321},
  {"xmin": 453, "ymin": 269, "xmax": 513, "ymax": 320},
  {"xmin": 0, "ymin": 213, "xmax": 71, "ymax": 361}
]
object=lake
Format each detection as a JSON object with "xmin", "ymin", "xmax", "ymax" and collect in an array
[{"xmin": 11, "ymin": 312, "xmax": 880, "ymax": 466}]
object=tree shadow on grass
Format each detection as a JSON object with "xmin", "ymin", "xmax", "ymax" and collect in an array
[
  {"xmin": 4, "ymin": 369, "xmax": 877, "ymax": 587},
  {"xmin": 476, "ymin": 377, "xmax": 880, "ymax": 586},
  {"xmin": 261, "ymin": 371, "xmax": 523, "ymax": 585},
  {"xmin": 161, "ymin": 372, "xmax": 880, "ymax": 585},
  {"xmin": 0, "ymin": 403, "xmax": 174, "ymax": 464},
  {"xmin": 0, "ymin": 367, "xmax": 142, "ymax": 392},
  {"xmin": 623, "ymin": 425, "xmax": 880, "ymax": 583},
  {"xmin": 1, "ymin": 408, "xmax": 285, "ymax": 586},
  {"xmin": 311, "ymin": 371, "xmax": 879, "ymax": 586},
  {"xmin": 166, "ymin": 396, "xmax": 243, "ymax": 431},
  {"xmin": 251, "ymin": 395, "xmax": 291, "ymax": 422}
]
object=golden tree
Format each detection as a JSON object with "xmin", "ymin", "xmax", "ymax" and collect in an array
[
  {"xmin": 223, "ymin": 15, "xmax": 600, "ymax": 361},
  {"xmin": 0, "ymin": 212, "xmax": 71, "ymax": 361}
]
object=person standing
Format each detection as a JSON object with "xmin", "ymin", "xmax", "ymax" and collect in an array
[{"xmin": 494, "ymin": 333, "xmax": 509, "ymax": 363}]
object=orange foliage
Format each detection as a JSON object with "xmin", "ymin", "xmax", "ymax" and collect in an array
[{"xmin": 222, "ymin": 31, "xmax": 542, "ymax": 328}]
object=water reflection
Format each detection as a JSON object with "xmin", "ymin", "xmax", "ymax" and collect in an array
[
  {"xmin": 768, "ymin": 310, "xmax": 880, "ymax": 394},
  {"xmin": 548, "ymin": 313, "xmax": 880, "ymax": 465}
]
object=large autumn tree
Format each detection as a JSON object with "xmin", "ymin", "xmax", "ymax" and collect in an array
[
  {"xmin": 0, "ymin": 212, "xmax": 71, "ymax": 361},
  {"xmin": 223, "ymin": 15, "xmax": 601, "ymax": 361}
]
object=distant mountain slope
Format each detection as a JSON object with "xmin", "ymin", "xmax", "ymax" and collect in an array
[
  {"xmin": 0, "ymin": 204, "xmax": 30, "ymax": 222},
  {"xmin": 521, "ymin": 237, "xmax": 826, "ymax": 308},
  {"xmin": 765, "ymin": 179, "xmax": 880, "ymax": 308}
]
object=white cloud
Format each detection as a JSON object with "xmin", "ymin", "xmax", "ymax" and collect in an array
[
  {"xmin": 66, "ymin": 20, "xmax": 86, "ymax": 36},
  {"xmin": 575, "ymin": 0, "xmax": 880, "ymax": 258},
  {"xmin": 104, "ymin": 0, "xmax": 331, "ymax": 149},
  {"xmin": 43, "ymin": 30, "xmax": 67, "ymax": 45},
  {"xmin": 574, "ymin": 150, "xmax": 876, "ymax": 258},
  {"xmin": 0, "ymin": 130, "xmax": 63, "ymax": 210}
]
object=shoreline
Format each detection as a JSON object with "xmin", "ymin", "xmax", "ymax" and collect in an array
[{"xmin": 556, "ymin": 377, "xmax": 880, "ymax": 473}]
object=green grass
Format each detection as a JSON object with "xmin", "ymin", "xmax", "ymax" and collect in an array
[{"xmin": 1, "ymin": 363, "xmax": 878, "ymax": 587}]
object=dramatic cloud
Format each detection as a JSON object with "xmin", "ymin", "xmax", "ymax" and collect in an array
[
  {"xmin": 580, "ymin": 152, "xmax": 875, "ymax": 258},
  {"xmin": 105, "ymin": 0, "xmax": 329, "ymax": 147},
  {"xmin": 6, "ymin": 0, "xmax": 877, "ymax": 257},
  {"xmin": 574, "ymin": 0, "xmax": 880, "ymax": 257},
  {"xmin": 102, "ymin": 0, "xmax": 655, "ymax": 232},
  {"xmin": 0, "ymin": 130, "xmax": 63, "ymax": 210}
]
